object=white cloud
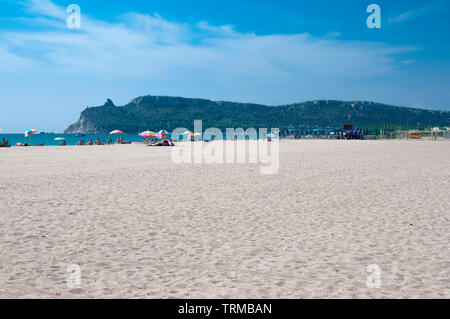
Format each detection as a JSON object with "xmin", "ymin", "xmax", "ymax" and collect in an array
[
  {"xmin": 389, "ymin": 11, "xmax": 415, "ymax": 24},
  {"xmin": 22, "ymin": 0, "xmax": 66, "ymax": 19},
  {"xmin": 1, "ymin": 1, "xmax": 414, "ymax": 85},
  {"xmin": 0, "ymin": 46, "xmax": 36, "ymax": 71},
  {"xmin": 389, "ymin": 2, "xmax": 443, "ymax": 24},
  {"xmin": 196, "ymin": 21, "xmax": 237, "ymax": 36}
]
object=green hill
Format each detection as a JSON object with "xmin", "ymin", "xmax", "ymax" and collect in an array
[{"xmin": 64, "ymin": 96, "xmax": 450, "ymax": 133}]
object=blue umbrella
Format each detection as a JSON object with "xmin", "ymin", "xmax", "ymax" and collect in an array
[{"xmin": 75, "ymin": 133, "xmax": 85, "ymax": 137}]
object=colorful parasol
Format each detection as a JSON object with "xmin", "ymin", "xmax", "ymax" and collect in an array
[
  {"xmin": 25, "ymin": 129, "xmax": 37, "ymax": 137},
  {"xmin": 139, "ymin": 131, "xmax": 156, "ymax": 137}
]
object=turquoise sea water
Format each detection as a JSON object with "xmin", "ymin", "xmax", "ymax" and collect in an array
[
  {"xmin": 0, "ymin": 132, "xmax": 268, "ymax": 146},
  {"xmin": 0, "ymin": 133, "xmax": 148, "ymax": 146}
]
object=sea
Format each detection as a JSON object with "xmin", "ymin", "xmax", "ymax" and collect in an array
[
  {"xmin": 0, "ymin": 133, "xmax": 151, "ymax": 146},
  {"xmin": 0, "ymin": 132, "xmax": 268, "ymax": 146}
]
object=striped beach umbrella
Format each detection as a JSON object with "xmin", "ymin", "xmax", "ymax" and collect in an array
[
  {"xmin": 25, "ymin": 129, "xmax": 37, "ymax": 137},
  {"xmin": 156, "ymin": 132, "xmax": 167, "ymax": 139},
  {"xmin": 139, "ymin": 131, "xmax": 156, "ymax": 137}
]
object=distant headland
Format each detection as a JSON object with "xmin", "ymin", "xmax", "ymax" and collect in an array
[{"xmin": 64, "ymin": 95, "xmax": 450, "ymax": 134}]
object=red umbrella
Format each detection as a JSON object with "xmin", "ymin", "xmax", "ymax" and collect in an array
[{"xmin": 156, "ymin": 132, "xmax": 167, "ymax": 139}]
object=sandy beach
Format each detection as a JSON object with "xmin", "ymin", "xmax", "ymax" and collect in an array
[{"xmin": 0, "ymin": 140, "xmax": 449, "ymax": 299}]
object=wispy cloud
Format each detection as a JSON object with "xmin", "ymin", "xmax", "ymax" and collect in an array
[
  {"xmin": 389, "ymin": 2, "xmax": 443, "ymax": 24},
  {"xmin": 21, "ymin": 0, "xmax": 65, "ymax": 19},
  {"xmin": 0, "ymin": 0, "xmax": 415, "ymax": 83}
]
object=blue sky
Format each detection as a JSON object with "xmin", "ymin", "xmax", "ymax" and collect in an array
[{"xmin": 0, "ymin": 0, "xmax": 449, "ymax": 132}]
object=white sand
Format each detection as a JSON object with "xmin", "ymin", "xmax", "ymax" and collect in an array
[{"xmin": 0, "ymin": 140, "xmax": 449, "ymax": 299}]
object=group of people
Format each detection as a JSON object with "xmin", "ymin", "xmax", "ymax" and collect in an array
[
  {"xmin": 0, "ymin": 138, "xmax": 10, "ymax": 147},
  {"xmin": 142, "ymin": 138, "xmax": 174, "ymax": 147},
  {"xmin": 73, "ymin": 137, "xmax": 131, "ymax": 146},
  {"xmin": 2, "ymin": 136, "xmax": 175, "ymax": 147}
]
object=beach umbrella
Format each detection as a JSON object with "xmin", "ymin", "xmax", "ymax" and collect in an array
[
  {"xmin": 75, "ymin": 133, "xmax": 85, "ymax": 137},
  {"xmin": 139, "ymin": 131, "xmax": 156, "ymax": 137},
  {"xmin": 25, "ymin": 129, "xmax": 37, "ymax": 146},
  {"xmin": 25, "ymin": 129, "xmax": 37, "ymax": 137},
  {"xmin": 110, "ymin": 130, "xmax": 123, "ymax": 135},
  {"xmin": 54, "ymin": 137, "xmax": 65, "ymax": 141},
  {"xmin": 156, "ymin": 132, "xmax": 167, "ymax": 139},
  {"xmin": 158, "ymin": 130, "xmax": 168, "ymax": 135},
  {"xmin": 267, "ymin": 133, "xmax": 276, "ymax": 138}
]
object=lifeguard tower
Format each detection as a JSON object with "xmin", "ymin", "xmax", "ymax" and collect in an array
[{"xmin": 343, "ymin": 115, "xmax": 354, "ymax": 130}]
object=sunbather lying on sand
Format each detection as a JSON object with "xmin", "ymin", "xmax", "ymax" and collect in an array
[{"xmin": 148, "ymin": 140, "xmax": 175, "ymax": 147}]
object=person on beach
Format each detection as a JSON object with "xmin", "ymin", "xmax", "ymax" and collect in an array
[
  {"xmin": 87, "ymin": 139, "xmax": 94, "ymax": 145},
  {"xmin": 59, "ymin": 140, "xmax": 66, "ymax": 146},
  {"xmin": 0, "ymin": 138, "xmax": 10, "ymax": 147},
  {"xmin": 95, "ymin": 138, "xmax": 102, "ymax": 145},
  {"xmin": 76, "ymin": 139, "xmax": 84, "ymax": 146}
]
